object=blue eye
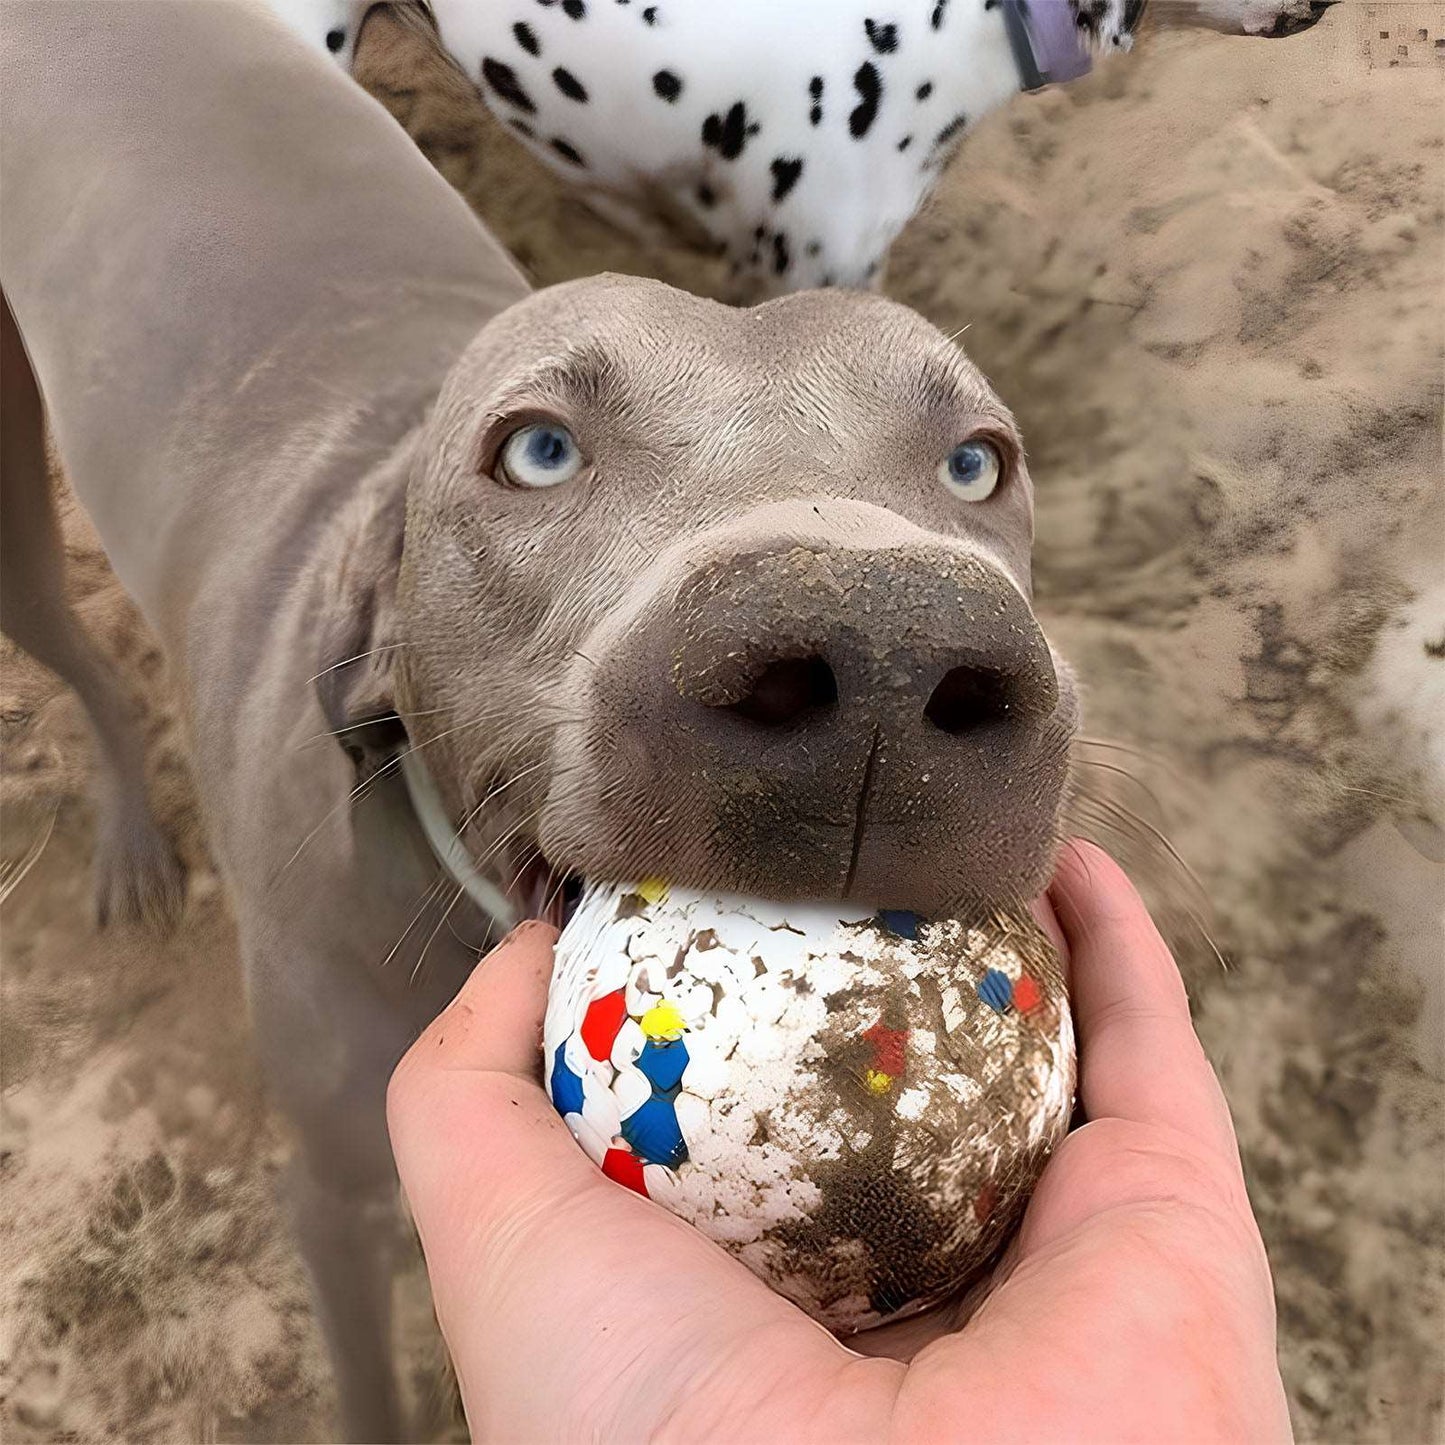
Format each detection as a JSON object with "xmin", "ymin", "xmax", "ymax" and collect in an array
[
  {"xmin": 940, "ymin": 440, "xmax": 1003, "ymax": 501},
  {"xmin": 499, "ymin": 422, "xmax": 585, "ymax": 488}
]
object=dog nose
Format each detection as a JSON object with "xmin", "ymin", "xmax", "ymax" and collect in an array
[
  {"xmin": 559, "ymin": 538, "xmax": 1076, "ymax": 913},
  {"xmin": 673, "ymin": 543, "xmax": 1058, "ymax": 744},
  {"xmin": 722, "ymin": 652, "xmax": 1034, "ymax": 736}
]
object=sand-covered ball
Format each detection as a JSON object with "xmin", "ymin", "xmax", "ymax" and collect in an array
[{"xmin": 543, "ymin": 879, "xmax": 1075, "ymax": 1333}]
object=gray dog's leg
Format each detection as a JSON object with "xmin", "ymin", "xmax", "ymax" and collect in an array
[
  {"xmin": 0, "ymin": 293, "xmax": 184, "ymax": 926},
  {"xmin": 243, "ymin": 770, "xmax": 479, "ymax": 1444},
  {"xmin": 279, "ymin": 1033, "xmax": 408, "ymax": 1445},
  {"xmin": 286, "ymin": 1153, "xmax": 405, "ymax": 1443}
]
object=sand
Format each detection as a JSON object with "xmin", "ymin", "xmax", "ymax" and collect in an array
[{"xmin": 2, "ymin": 5, "xmax": 1442, "ymax": 1440}]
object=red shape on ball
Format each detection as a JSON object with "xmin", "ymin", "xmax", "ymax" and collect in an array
[
  {"xmin": 973, "ymin": 1181, "xmax": 998, "ymax": 1223},
  {"xmin": 580, "ymin": 990, "xmax": 628, "ymax": 1060},
  {"xmin": 861, "ymin": 1021, "xmax": 910, "ymax": 1078},
  {"xmin": 1013, "ymin": 974, "xmax": 1043, "ymax": 1016},
  {"xmin": 602, "ymin": 1147, "xmax": 649, "ymax": 1197}
]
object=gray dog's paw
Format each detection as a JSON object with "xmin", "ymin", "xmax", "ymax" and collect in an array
[{"xmin": 93, "ymin": 806, "xmax": 187, "ymax": 932}]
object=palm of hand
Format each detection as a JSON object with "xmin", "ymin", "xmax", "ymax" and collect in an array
[{"xmin": 389, "ymin": 845, "xmax": 1291, "ymax": 1444}]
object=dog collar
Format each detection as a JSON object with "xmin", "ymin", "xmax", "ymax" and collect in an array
[
  {"xmin": 1002, "ymin": 0, "xmax": 1093, "ymax": 92},
  {"xmin": 399, "ymin": 748, "xmax": 521, "ymax": 934}
]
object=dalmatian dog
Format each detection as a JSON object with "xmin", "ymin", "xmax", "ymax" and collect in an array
[{"xmin": 274, "ymin": 0, "xmax": 1335, "ymax": 296}]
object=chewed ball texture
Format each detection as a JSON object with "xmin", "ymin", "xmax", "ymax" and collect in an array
[{"xmin": 544, "ymin": 880, "xmax": 1076, "ymax": 1333}]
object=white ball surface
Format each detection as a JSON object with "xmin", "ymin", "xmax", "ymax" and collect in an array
[{"xmin": 544, "ymin": 879, "xmax": 1075, "ymax": 1333}]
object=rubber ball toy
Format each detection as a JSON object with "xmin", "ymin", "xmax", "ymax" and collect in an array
[{"xmin": 543, "ymin": 878, "xmax": 1075, "ymax": 1332}]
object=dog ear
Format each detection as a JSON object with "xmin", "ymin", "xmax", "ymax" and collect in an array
[{"xmin": 313, "ymin": 480, "xmax": 409, "ymax": 783}]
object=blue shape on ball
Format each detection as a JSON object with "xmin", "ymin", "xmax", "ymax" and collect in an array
[
  {"xmin": 878, "ymin": 909, "xmax": 920, "ymax": 940},
  {"xmin": 637, "ymin": 1038, "xmax": 690, "ymax": 1093},
  {"xmin": 620, "ymin": 1095, "xmax": 688, "ymax": 1167},
  {"xmin": 977, "ymin": 968, "xmax": 1013, "ymax": 1014},
  {"xmin": 549, "ymin": 1041, "xmax": 585, "ymax": 1117}
]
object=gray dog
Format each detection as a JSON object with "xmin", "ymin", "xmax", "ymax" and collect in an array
[{"xmin": 3, "ymin": 2, "xmax": 1080, "ymax": 1439}]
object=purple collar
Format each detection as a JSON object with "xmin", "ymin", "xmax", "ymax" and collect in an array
[{"xmin": 1001, "ymin": 0, "xmax": 1094, "ymax": 91}]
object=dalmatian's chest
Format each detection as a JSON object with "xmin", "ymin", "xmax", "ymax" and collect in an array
[{"xmin": 431, "ymin": 1, "xmax": 1029, "ymax": 294}]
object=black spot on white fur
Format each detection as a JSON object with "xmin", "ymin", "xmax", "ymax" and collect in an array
[
  {"xmin": 773, "ymin": 233, "xmax": 791, "ymax": 275},
  {"xmin": 551, "ymin": 137, "xmax": 586, "ymax": 165},
  {"xmin": 864, "ymin": 19, "xmax": 898, "ymax": 54},
  {"xmin": 702, "ymin": 102, "xmax": 760, "ymax": 161},
  {"xmin": 925, "ymin": 111, "xmax": 967, "ymax": 167},
  {"xmin": 553, "ymin": 66, "xmax": 588, "ymax": 101},
  {"xmin": 513, "ymin": 21, "xmax": 541, "ymax": 55},
  {"xmin": 808, "ymin": 75, "xmax": 823, "ymax": 127},
  {"xmin": 849, "ymin": 62, "xmax": 882, "ymax": 139},
  {"xmin": 653, "ymin": 69, "xmax": 682, "ymax": 101},
  {"xmin": 481, "ymin": 58, "xmax": 536, "ymax": 114},
  {"xmin": 916, "ymin": 80, "xmax": 933, "ymax": 100},
  {"xmin": 770, "ymin": 157, "xmax": 804, "ymax": 202},
  {"xmin": 325, "ymin": 27, "xmax": 345, "ymax": 53},
  {"xmin": 642, "ymin": 5, "xmax": 658, "ymax": 23},
  {"xmin": 934, "ymin": 113, "xmax": 967, "ymax": 147},
  {"xmin": 561, "ymin": 0, "xmax": 586, "ymax": 18},
  {"xmin": 931, "ymin": 0, "xmax": 949, "ymax": 29}
]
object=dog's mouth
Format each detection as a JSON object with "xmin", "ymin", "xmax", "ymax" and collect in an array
[{"xmin": 510, "ymin": 850, "xmax": 585, "ymax": 929}]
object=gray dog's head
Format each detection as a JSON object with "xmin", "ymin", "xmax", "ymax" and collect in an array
[{"xmin": 357, "ymin": 276, "xmax": 1080, "ymax": 919}]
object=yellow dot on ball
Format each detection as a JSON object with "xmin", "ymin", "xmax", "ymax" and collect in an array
[
  {"xmin": 865, "ymin": 1069, "xmax": 893, "ymax": 1095},
  {"xmin": 636, "ymin": 876, "xmax": 670, "ymax": 904},
  {"xmin": 640, "ymin": 1001, "xmax": 687, "ymax": 1039}
]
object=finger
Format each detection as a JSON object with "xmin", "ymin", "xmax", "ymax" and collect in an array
[
  {"xmin": 422, "ymin": 918, "xmax": 557, "ymax": 1076},
  {"xmin": 388, "ymin": 919, "xmax": 620, "ymax": 1279},
  {"xmin": 1029, "ymin": 889, "xmax": 1069, "ymax": 966},
  {"xmin": 1049, "ymin": 840, "xmax": 1240, "ymax": 1161}
]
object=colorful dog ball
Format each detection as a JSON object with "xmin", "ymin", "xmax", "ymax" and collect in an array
[{"xmin": 543, "ymin": 878, "xmax": 1075, "ymax": 1333}]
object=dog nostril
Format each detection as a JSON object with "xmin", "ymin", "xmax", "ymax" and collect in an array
[
  {"xmin": 924, "ymin": 665, "xmax": 1016, "ymax": 735},
  {"xmin": 729, "ymin": 655, "xmax": 838, "ymax": 727}
]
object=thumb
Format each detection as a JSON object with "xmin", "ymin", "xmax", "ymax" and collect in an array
[{"xmin": 387, "ymin": 920, "xmax": 847, "ymax": 1441}]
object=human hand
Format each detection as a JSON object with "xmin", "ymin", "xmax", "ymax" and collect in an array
[{"xmin": 388, "ymin": 842, "xmax": 1290, "ymax": 1443}]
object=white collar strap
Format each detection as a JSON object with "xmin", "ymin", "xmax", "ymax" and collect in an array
[{"xmin": 399, "ymin": 748, "xmax": 521, "ymax": 934}]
